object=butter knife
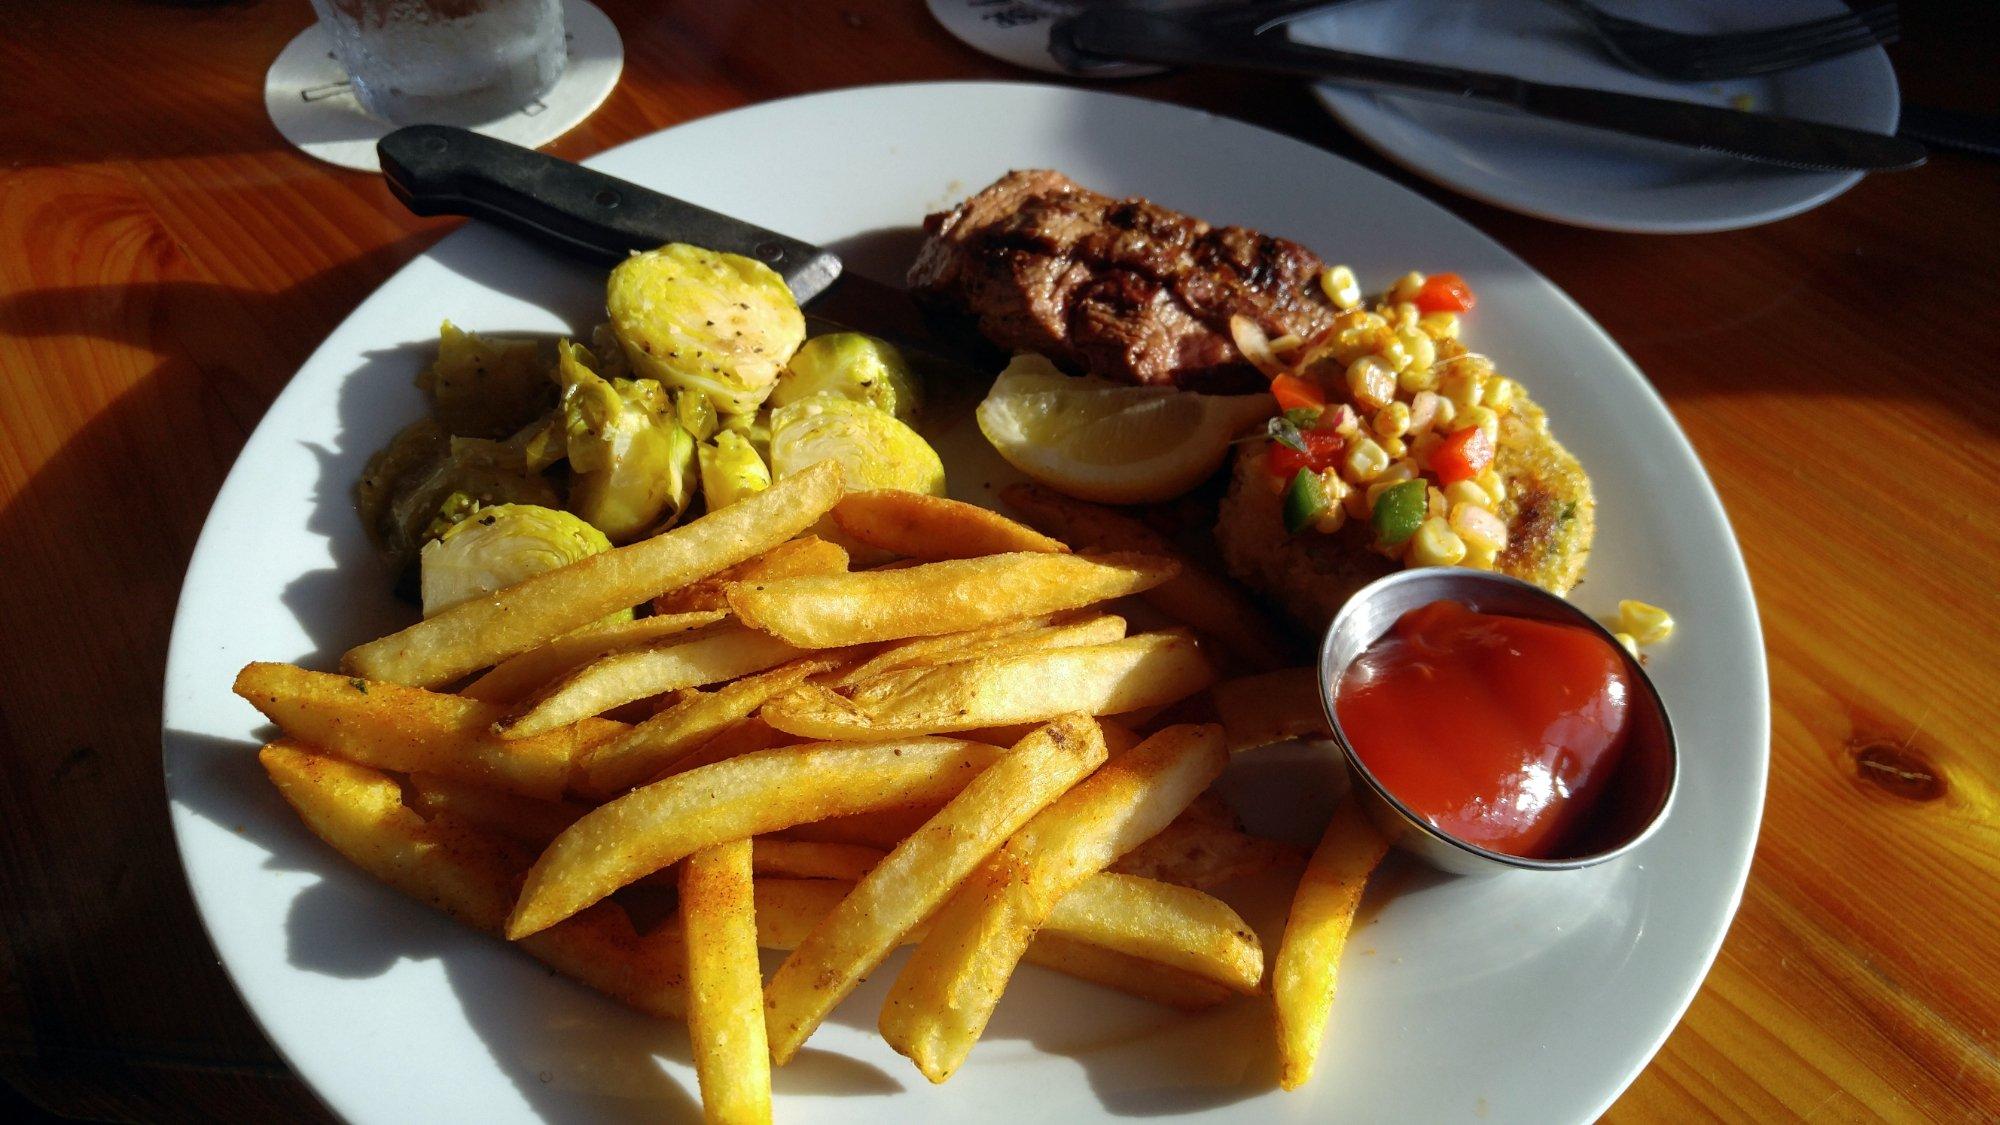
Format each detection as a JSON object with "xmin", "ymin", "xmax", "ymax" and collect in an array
[{"xmin": 1056, "ymin": 8, "xmax": 1926, "ymax": 172}]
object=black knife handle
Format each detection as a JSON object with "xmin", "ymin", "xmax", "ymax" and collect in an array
[{"xmin": 376, "ymin": 125, "xmax": 843, "ymax": 300}]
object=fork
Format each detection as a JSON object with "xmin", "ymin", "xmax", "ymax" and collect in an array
[{"xmin": 1543, "ymin": 0, "xmax": 1899, "ymax": 81}]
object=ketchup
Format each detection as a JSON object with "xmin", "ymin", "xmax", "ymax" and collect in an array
[{"xmin": 1335, "ymin": 600, "xmax": 1633, "ymax": 859}]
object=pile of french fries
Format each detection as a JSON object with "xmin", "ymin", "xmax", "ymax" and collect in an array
[{"xmin": 237, "ymin": 460, "xmax": 1389, "ymax": 1122}]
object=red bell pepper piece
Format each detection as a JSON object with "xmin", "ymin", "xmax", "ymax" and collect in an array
[
  {"xmin": 1268, "ymin": 429, "xmax": 1346, "ymax": 480},
  {"xmin": 1270, "ymin": 373, "xmax": 1325, "ymax": 412},
  {"xmin": 1415, "ymin": 273, "xmax": 1476, "ymax": 314},
  {"xmin": 1429, "ymin": 425, "xmax": 1494, "ymax": 485}
]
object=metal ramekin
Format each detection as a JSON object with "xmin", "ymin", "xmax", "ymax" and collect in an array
[{"xmin": 1316, "ymin": 568, "xmax": 1679, "ymax": 875}]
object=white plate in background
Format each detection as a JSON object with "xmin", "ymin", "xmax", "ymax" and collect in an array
[
  {"xmin": 163, "ymin": 81, "xmax": 1768, "ymax": 1124},
  {"xmin": 1292, "ymin": 0, "xmax": 1901, "ymax": 232}
]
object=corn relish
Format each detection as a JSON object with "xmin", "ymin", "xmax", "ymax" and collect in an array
[{"xmin": 1246, "ymin": 268, "xmax": 1520, "ymax": 573}]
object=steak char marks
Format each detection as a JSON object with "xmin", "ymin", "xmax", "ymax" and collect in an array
[{"xmin": 909, "ymin": 171, "xmax": 1338, "ymax": 390}]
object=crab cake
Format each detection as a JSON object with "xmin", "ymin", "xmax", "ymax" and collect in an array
[{"xmin": 1216, "ymin": 384, "xmax": 1594, "ymax": 636}]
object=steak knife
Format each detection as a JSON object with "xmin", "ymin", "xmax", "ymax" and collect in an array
[
  {"xmin": 1056, "ymin": 8, "xmax": 1926, "ymax": 173},
  {"xmin": 376, "ymin": 125, "xmax": 986, "ymax": 374}
]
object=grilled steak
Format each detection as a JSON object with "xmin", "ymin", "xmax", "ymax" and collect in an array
[{"xmin": 909, "ymin": 170, "xmax": 1338, "ymax": 389}]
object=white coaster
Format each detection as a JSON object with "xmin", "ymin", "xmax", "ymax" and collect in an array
[
  {"xmin": 925, "ymin": 0, "xmax": 1163, "ymax": 78},
  {"xmin": 265, "ymin": 0, "xmax": 622, "ymax": 173}
]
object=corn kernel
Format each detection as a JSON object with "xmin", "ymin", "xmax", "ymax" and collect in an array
[
  {"xmin": 1313, "ymin": 472, "xmax": 1351, "ymax": 532},
  {"xmin": 1391, "ymin": 271, "xmax": 1426, "ymax": 303},
  {"xmin": 1440, "ymin": 365, "xmax": 1486, "ymax": 411},
  {"xmin": 1378, "ymin": 334, "xmax": 1412, "ymax": 371},
  {"xmin": 1389, "ymin": 301, "xmax": 1420, "ymax": 333},
  {"xmin": 1343, "ymin": 482, "xmax": 1373, "ymax": 520},
  {"xmin": 1405, "ymin": 390, "xmax": 1441, "ymax": 435},
  {"xmin": 1381, "ymin": 434, "xmax": 1407, "ymax": 458},
  {"xmin": 1617, "ymin": 599, "xmax": 1675, "ymax": 645},
  {"xmin": 1464, "ymin": 543, "xmax": 1499, "ymax": 570},
  {"xmin": 1426, "ymin": 486, "xmax": 1448, "ymax": 520},
  {"xmin": 1346, "ymin": 356, "xmax": 1397, "ymax": 409},
  {"xmin": 1409, "ymin": 430, "xmax": 1442, "ymax": 471},
  {"xmin": 1408, "ymin": 517, "xmax": 1467, "ymax": 567},
  {"xmin": 1476, "ymin": 468, "xmax": 1507, "ymax": 507},
  {"xmin": 1397, "ymin": 361, "xmax": 1440, "ymax": 395},
  {"xmin": 1320, "ymin": 264, "xmax": 1362, "ymax": 309},
  {"xmin": 1398, "ymin": 329, "xmax": 1436, "ymax": 372},
  {"xmin": 1430, "ymin": 396, "xmax": 1457, "ymax": 432},
  {"xmin": 1419, "ymin": 311, "xmax": 1460, "ymax": 339},
  {"xmin": 1450, "ymin": 502, "xmax": 1509, "ymax": 552},
  {"xmin": 1485, "ymin": 376, "xmax": 1517, "ymax": 413},
  {"xmin": 1373, "ymin": 401, "xmax": 1411, "ymax": 439},
  {"xmin": 1344, "ymin": 436, "xmax": 1390, "ymax": 482},
  {"xmin": 1461, "ymin": 403, "xmax": 1501, "ymax": 445},
  {"xmin": 1613, "ymin": 632, "xmax": 1641, "ymax": 659},
  {"xmin": 1444, "ymin": 479, "xmax": 1489, "ymax": 511}
]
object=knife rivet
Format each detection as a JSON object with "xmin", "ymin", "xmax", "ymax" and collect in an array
[
  {"xmin": 754, "ymin": 241, "xmax": 785, "ymax": 263},
  {"xmin": 422, "ymin": 136, "xmax": 448, "ymax": 154},
  {"xmin": 594, "ymin": 189, "xmax": 620, "ymax": 208}
]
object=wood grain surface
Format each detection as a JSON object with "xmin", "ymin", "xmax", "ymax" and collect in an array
[{"xmin": 1, "ymin": 1, "xmax": 1995, "ymax": 1121}]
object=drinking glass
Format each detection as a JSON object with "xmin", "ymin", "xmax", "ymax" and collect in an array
[{"xmin": 308, "ymin": 0, "xmax": 566, "ymax": 126}]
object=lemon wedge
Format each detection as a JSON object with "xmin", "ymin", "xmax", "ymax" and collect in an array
[
  {"xmin": 976, "ymin": 355, "xmax": 1276, "ymax": 503},
  {"xmin": 769, "ymin": 396, "xmax": 947, "ymax": 495}
]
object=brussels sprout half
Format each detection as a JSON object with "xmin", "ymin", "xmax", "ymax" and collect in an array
[
  {"xmin": 697, "ymin": 429, "xmax": 772, "ymax": 510},
  {"xmin": 419, "ymin": 321, "xmax": 558, "ymax": 439},
  {"xmin": 559, "ymin": 341, "xmax": 698, "ymax": 544},
  {"xmin": 605, "ymin": 243, "xmax": 806, "ymax": 415},
  {"xmin": 768, "ymin": 397, "xmax": 946, "ymax": 497},
  {"xmin": 770, "ymin": 332, "xmax": 921, "ymax": 423},
  {"xmin": 419, "ymin": 504, "xmax": 615, "ymax": 618}
]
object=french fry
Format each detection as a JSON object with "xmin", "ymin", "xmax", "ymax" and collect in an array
[
  {"xmin": 342, "ymin": 460, "xmax": 843, "ymax": 688},
  {"xmin": 507, "ymin": 737, "xmax": 1010, "ymax": 938},
  {"xmin": 761, "ymin": 631, "xmax": 1215, "ymax": 740},
  {"xmin": 749, "ymin": 838, "xmax": 885, "ymax": 882},
  {"xmin": 658, "ymin": 717, "xmax": 792, "ymax": 778},
  {"xmin": 779, "ymin": 804, "xmax": 936, "ymax": 849},
  {"xmin": 725, "ymin": 551, "xmax": 1178, "ymax": 648},
  {"xmin": 1110, "ymin": 792, "xmax": 1305, "ymax": 888},
  {"xmin": 497, "ymin": 624, "xmax": 807, "ymax": 739},
  {"xmin": 751, "ymin": 878, "xmax": 1239, "ymax": 1011},
  {"xmin": 1040, "ymin": 872, "xmax": 1262, "ymax": 993},
  {"xmin": 1274, "ymin": 795, "xmax": 1390, "ymax": 1091},
  {"xmin": 679, "ymin": 840, "xmax": 771, "ymax": 1125},
  {"xmin": 259, "ymin": 740, "xmax": 687, "ymax": 1020},
  {"xmin": 459, "ymin": 610, "xmax": 728, "ymax": 705},
  {"xmin": 234, "ymin": 663, "xmax": 617, "ymax": 800},
  {"xmin": 404, "ymin": 773, "xmax": 585, "ymax": 848},
  {"xmin": 763, "ymin": 716, "xmax": 1108, "ymax": 1064},
  {"xmin": 1001, "ymin": 483, "xmax": 1293, "ymax": 670},
  {"xmin": 653, "ymin": 536, "xmax": 849, "ymax": 616},
  {"xmin": 827, "ymin": 612, "xmax": 1125, "ymax": 690},
  {"xmin": 830, "ymin": 490, "xmax": 1069, "ymax": 559},
  {"xmin": 1021, "ymin": 932, "xmax": 1235, "ymax": 1011},
  {"xmin": 577, "ymin": 657, "xmax": 837, "ymax": 798},
  {"xmin": 1213, "ymin": 667, "xmax": 1332, "ymax": 753},
  {"xmin": 879, "ymin": 723, "xmax": 1229, "ymax": 1083}
]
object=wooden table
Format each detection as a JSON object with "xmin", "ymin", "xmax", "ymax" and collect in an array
[{"xmin": 3, "ymin": 1, "xmax": 1995, "ymax": 1120}]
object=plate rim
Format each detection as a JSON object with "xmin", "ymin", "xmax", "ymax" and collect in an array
[{"xmin": 161, "ymin": 78, "xmax": 1772, "ymax": 1123}]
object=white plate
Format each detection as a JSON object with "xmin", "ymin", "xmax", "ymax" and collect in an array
[
  {"xmin": 1291, "ymin": 0, "xmax": 1901, "ymax": 233},
  {"xmin": 162, "ymin": 81, "xmax": 1769, "ymax": 1124}
]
